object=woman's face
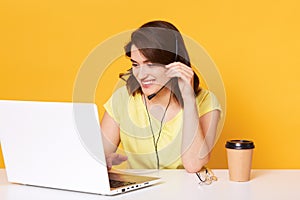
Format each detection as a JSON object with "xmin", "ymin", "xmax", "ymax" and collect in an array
[{"xmin": 131, "ymin": 45, "xmax": 169, "ymax": 96}]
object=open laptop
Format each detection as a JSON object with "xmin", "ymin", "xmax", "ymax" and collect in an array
[{"xmin": 0, "ymin": 100, "xmax": 160, "ymax": 195}]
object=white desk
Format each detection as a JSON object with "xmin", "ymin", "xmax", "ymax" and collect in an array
[{"xmin": 0, "ymin": 169, "xmax": 299, "ymax": 200}]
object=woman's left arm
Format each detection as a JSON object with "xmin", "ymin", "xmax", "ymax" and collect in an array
[
  {"xmin": 166, "ymin": 62, "xmax": 221, "ymax": 173},
  {"xmin": 181, "ymin": 98, "xmax": 220, "ymax": 173}
]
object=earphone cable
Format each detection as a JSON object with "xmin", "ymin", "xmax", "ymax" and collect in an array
[{"xmin": 144, "ymin": 89, "xmax": 172, "ymax": 169}]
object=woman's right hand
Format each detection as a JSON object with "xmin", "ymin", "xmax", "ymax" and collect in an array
[{"xmin": 106, "ymin": 153, "xmax": 128, "ymax": 170}]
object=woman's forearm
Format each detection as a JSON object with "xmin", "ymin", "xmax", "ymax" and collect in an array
[{"xmin": 181, "ymin": 97, "xmax": 210, "ymax": 172}]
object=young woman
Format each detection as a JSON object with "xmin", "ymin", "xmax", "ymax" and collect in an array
[{"xmin": 101, "ymin": 20, "xmax": 221, "ymax": 173}]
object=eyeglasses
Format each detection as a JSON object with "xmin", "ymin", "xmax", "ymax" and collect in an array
[{"xmin": 195, "ymin": 166, "xmax": 217, "ymax": 185}]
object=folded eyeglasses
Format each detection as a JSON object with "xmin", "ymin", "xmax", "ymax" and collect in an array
[{"xmin": 195, "ymin": 166, "xmax": 217, "ymax": 185}]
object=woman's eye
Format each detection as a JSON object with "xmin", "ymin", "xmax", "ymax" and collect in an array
[
  {"xmin": 146, "ymin": 63, "xmax": 154, "ymax": 67},
  {"xmin": 131, "ymin": 63, "xmax": 139, "ymax": 67},
  {"xmin": 146, "ymin": 63, "xmax": 164, "ymax": 68}
]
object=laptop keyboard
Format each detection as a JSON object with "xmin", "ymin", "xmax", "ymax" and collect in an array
[{"xmin": 109, "ymin": 179, "xmax": 136, "ymax": 188}]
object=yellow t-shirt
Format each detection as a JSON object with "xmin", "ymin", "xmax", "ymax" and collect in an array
[{"xmin": 104, "ymin": 86, "xmax": 221, "ymax": 169}]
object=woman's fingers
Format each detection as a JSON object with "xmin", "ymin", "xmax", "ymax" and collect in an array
[
  {"xmin": 106, "ymin": 153, "xmax": 128, "ymax": 170},
  {"xmin": 166, "ymin": 69, "xmax": 191, "ymax": 83},
  {"xmin": 112, "ymin": 154, "xmax": 128, "ymax": 165},
  {"xmin": 165, "ymin": 62, "xmax": 194, "ymax": 84}
]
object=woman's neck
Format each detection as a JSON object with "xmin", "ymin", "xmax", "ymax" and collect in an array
[{"xmin": 143, "ymin": 88, "xmax": 181, "ymax": 122}]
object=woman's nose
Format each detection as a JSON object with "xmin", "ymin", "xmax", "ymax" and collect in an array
[{"xmin": 136, "ymin": 65, "xmax": 151, "ymax": 79}]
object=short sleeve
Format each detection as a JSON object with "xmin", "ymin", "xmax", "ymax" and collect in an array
[
  {"xmin": 196, "ymin": 89, "xmax": 222, "ymax": 117},
  {"xmin": 103, "ymin": 86, "xmax": 129, "ymax": 124}
]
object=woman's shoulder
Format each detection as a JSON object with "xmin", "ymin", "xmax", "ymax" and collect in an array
[
  {"xmin": 196, "ymin": 88, "xmax": 214, "ymax": 101},
  {"xmin": 111, "ymin": 86, "xmax": 130, "ymax": 98},
  {"xmin": 195, "ymin": 88, "xmax": 221, "ymax": 113}
]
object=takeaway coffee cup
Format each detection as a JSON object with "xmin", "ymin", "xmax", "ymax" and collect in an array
[{"xmin": 225, "ymin": 140, "xmax": 255, "ymax": 182}]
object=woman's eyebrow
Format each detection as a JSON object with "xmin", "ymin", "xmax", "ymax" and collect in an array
[
  {"xmin": 130, "ymin": 58, "xmax": 150, "ymax": 64},
  {"xmin": 130, "ymin": 59, "xmax": 137, "ymax": 63}
]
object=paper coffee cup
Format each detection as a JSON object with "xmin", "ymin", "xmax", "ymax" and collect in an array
[{"xmin": 225, "ymin": 140, "xmax": 255, "ymax": 182}]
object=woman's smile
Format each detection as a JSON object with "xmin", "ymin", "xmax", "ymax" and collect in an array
[{"xmin": 141, "ymin": 79, "xmax": 155, "ymax": 88}]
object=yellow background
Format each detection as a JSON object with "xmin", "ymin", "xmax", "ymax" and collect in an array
[{"xmin": 0, "ymin": 0, "xmax": 299, "ymax": 169}]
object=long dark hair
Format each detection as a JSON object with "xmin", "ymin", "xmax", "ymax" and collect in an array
[{"xmin": 120, "ymin": 20, "xmax": 201, "ymax": 107}]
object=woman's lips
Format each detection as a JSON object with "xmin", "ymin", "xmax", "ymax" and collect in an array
[{"xmin": 141, "ymin": 80, "xmax": 154, "ymax": 88}]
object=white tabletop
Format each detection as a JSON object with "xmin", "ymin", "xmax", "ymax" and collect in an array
[{"xmin": 0, "ymin": 169, "xmax": 299, "ymax": 200}]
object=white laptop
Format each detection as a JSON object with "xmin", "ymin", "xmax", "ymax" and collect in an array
[{"xmin": 0, "ymin": 100, "xmax": 160, "ymax": 195}]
